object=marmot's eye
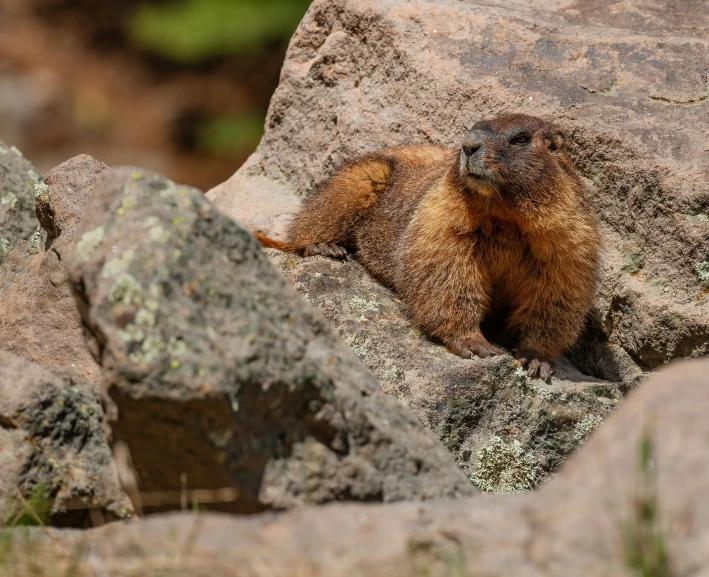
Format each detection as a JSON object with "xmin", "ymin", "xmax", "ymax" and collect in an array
[{"xmin": 510, "ymin": 133, "xmax": 531, "ymax": 145}]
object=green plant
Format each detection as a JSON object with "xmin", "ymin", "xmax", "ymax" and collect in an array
[
  {"xmin": 196, "ymin": 112, "xmax": 265, "ymax": 156},
  {"xmin": 624, "ymin": 434, "xmax": 670, "ymax": 577},
  {"xmin": 129, "ymin": 0, "xmax": 313, "ymax": 63},
  {"xmin": 4, "ymin": 485, "xmax": 51, "ymax": 528}
]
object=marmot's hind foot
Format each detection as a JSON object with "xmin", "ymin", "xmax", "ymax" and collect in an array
[
  {"xmin": 448, "ymin": 335, "xmax": 504, "ymax": 359},
  {"xmin": 304, "ymin": 242, "xmax": 348, "ymax": 260},
  {"xmin": 516, "ymin": 353, "xmax": 555, "ymax": 380}
]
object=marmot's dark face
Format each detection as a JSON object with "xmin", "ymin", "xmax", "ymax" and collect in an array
[{"xmin": 459, "ymin": 114, "xmax": 575, "ymax": 207}]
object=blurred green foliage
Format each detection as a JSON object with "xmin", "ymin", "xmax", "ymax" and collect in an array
[
  {"xmin": 196, "ymin": 112, "xmax": 265, "ymax": 156},
  {"xmin": 129, "ymin": 0, "xmax": 312, "ymax": 63},
  {"xmin": 4, "ymin": 485, "xmax": 51, "ymax": 527}
]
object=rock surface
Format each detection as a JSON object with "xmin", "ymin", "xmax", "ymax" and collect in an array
[
  {"xmin": 0, "ymin": 142, "xmax": 43, "ymax": 265},
  {"xmin": 0, "ymin": 155, "xmax": 106, "ymax": 384},
  {"xmin": 67, "ymin": 167, "xmax": 474, "ymax": 513},
  {"xmin": 0, "ymin": 350, "xmax": 134, "ymax": 526},
  {"xmin": 6, "ymin": 357, "xmax": 709, "ymax": 575},
  {"xmin": 206, "ymin": 0, "xmax": 709, "ymax": 486},
  {"xmin": 208, "ymin": 0, "xmax": 709, "ymax": 381},
  {"xmin": 268, "ymin": 250, "xmax": 621, "ymax": 487}
]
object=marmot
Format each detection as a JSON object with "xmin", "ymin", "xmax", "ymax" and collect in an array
[{"xmin": 255, "ymin": 114, "xmax": 600, "ymax": 380}]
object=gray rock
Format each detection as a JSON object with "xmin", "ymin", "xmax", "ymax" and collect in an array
[
  {"xmin": 6, "ymin": 357, "xmax": 709, "ymax": 576},
  {"xmin": 0, "ymin": 141, "xmax": 43, "ymax": 266},
  {"xmin": 0, "ymin": 155, "xmax": 106, "ymax": 385},
  {"xmin": 0, "ymin": 351, "xmax": 134, "ymax": 526},
  {"xmin": 67, "ymin": 167, "xmax": 474, "ymax": 512},
  {"xmin": 267, "ymin": 250, "xmax": 621, "ymax": 488}
]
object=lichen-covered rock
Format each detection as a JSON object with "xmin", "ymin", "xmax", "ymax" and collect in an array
[
  {"xmin": 208, "ymin": 0, "xmax": 709, "ymax": 381},
  {"xmin": 0, "ymin": 142, "xmax": 43, "ymax": 266},
  {"xmin": 7, "ymin": 357, "xmax": 709, "ymax": 576},
  {"xmin": 0, "ymin": 351, "xmax": 134, "ymax": 526},
  {"xmin": 268, "ymin": 251, "xmax": 620, "ymax": 488},
  {"xmin": 67, "ymin": 167, "xmax": 474, "ymax": 512},
  {"xmin": 0, "ymin": 155, "xmax": 105, "ymax": 384}
]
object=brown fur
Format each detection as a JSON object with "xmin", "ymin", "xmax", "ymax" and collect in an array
[{"xmin": 255, "ymin": 115, "xmax": 600, "ymax": 379}]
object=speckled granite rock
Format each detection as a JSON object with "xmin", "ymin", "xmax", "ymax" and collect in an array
[
  {"xmin": 67, "ymin": 167, "xmax": 474, "ymax": 513},
  {"xmin": 267, "ymin": 250, "xmax": 621, "ymax": 489},
  {"xmin": 0, "ymin": 351, "xmax": 134, "ymax": 526}
]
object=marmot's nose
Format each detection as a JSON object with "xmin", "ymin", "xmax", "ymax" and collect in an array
[
  {"xmin": 462, "ymin": 144, "xmax": 480, "ymax": 157},
  {"xmin": 461, "ymin": 130, "xmax": 486, "ymax": 157}
]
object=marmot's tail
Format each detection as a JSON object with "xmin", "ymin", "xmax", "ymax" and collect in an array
[{"xmin": 253, "ymin": 231, "xmax": 291, "ymax": 252}]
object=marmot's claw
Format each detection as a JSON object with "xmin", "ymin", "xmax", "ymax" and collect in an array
[{"xmin": 304, "ymin": 242, "xmax": 348, "ymax": 260}]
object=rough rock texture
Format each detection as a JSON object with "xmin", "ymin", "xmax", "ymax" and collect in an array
[
  {"xmin": 0, "ymin": 141, "xmax": 43, "ymax": 266},
  {"xmin": 268, "ymin": 250, "xmax": 621, "ymax": 486},
  {"xmin": 67, "ymin": 167, "xmax": 474, "ymax": 513},
  {"xmin": 0, "ymin": 351, "xmax": 134, "ymax": 526},
  {"xmin": 0, "ymin": 155, "xmax": 105, "ymax": 384},
  {"xmin": 6, "ymin": 357, "xmax": 709, "ymax": 575},
  {"xmin": 208, "ymin": 0, "xmax": 709, "ymax": 381}
]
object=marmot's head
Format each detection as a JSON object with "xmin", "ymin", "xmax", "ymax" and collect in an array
[{"xmin": 459, "ymin": 114, "xmax": 578, "ymax": 207}]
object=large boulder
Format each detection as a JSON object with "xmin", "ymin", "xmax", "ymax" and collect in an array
[
  {"xmin": 267, "ymin": 250, "xmax": 622, "ymax": 486},
  {"xmin": 6, "ymin": 357, "xmax": 709, "ymax": 575},
  {"xmin": 0, "ymin": 155, "xmax": 106, "ymax": 384},
  {"xmin": 208, "ymin": 0, "xmax": 709, "ymax": 378},
  {"xmin": 206, "ymin": 0, "xmax": 709, "ymax": 485},
  {"xmin": 66, "ymin": 167, "xmax": 474, "ymax": 513},
  {"xmin": 0, "ymin": 351, "xmax": 133, "ymax": 526},
  {"xmin": 0, "ymin": 142, "xmax": 43, "ymax": 265}
]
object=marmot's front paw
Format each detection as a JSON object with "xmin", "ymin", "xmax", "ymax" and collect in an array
[
  {"xmin": 516, "ymin": 352, "xmax": 555, "ymax": 380},
  {"xmin": 448, "ymin": 336, "xmax": 504, "ymax": 359},
  {"xmin": 304, "ymin": 242, "xmax": 348, "ymax": 259}
]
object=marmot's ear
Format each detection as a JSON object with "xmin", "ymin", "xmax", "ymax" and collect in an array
[{"xmin": 545, "ymin": 130, "xmax": 566, "ymax": 153}]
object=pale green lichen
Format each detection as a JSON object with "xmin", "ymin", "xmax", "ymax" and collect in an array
[
  {"xmin": 9, "ymin": 146, "xmax": 22, "ymax": 157},
  {"xmin": 536, "ymin": 387, "xmax": 568, "ymax": 403},
  {"xmin": 1, "ymin": 192, "xmax": 18, "ymax": 209},
  {"xmin": 144, "ymin": 297, "xmax": 160, "ymax": 312},
  {"xmin": 513, "ymin": 366, "xmax": 534, "ymax": 392},
  {"xmin": 382, "ymin": 365, "xmax": 402, "ymax": 382},
  {"xmin": 350, "ymin": 296, "xmax": 379, "ymax": 314},
  {"xmin": 117, "ymin": 324, "xmax": 145, "ymax": 344},
  {"xmin": 696, "ymin": 261, "xmax": 709, "ymax": 285},
  {"xmin": 29, "ymin": 228, "xmax": 43, "ymax": 251},
  {"xmin": 166, "ymin": 336, "xmax": 186, "ymax": 357},
  {"xmin": 574, "ymin": 414, "xmax": 604, "ymax": 445},
  {"xmin": 350, "ymin": 344, "xmax": 368, "ymax": 358},
  {"xmin": 32, "ymin": 183, "xmax": 49, "ymax": 199},
  {"xmin": 135, "ymin": 308, "xmax": 156, "ymax": 327},
  {"xmin": 471, "ymin": 435, "xmax": 539, "ymax": 494},
  {"xmin": 74, "ymin": 226, "xmax": 105, "ymax": 263},
  {"xmin": 144, "ymin": 216, "xmax": 171, "ymax": 244},
  {"xmin": 117, "ymin": 196, "xmax": 137, "ymax": 216},
  {"xmin": 102, "ymin": 247, "xmax": 136, "ymax": 279},
  {"xmin": 129, "ymin": 335, "xmax": 165, "ymax": 364},
  {"xmin": 0, "ymin": 237, "xmax": 11, "ymax": 259},
  {"xmin": 109, "ymin": 273, "xmax": 143, "ymax": 305},
  {"xmin": 26, "ymin": 170, "xmax": 41, "ymax": 184},
  {"xmin": 149, "ymin": 225, "xmax": 170, "ymax": 244}
]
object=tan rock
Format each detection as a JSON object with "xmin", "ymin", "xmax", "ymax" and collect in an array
[
  {"xmin": 0, "ymin": 155, "xmax": 106, "ymax": 384},
  {"xmin": 6, "ymin": 357, "xmax": 708, "ymax": 575}
]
